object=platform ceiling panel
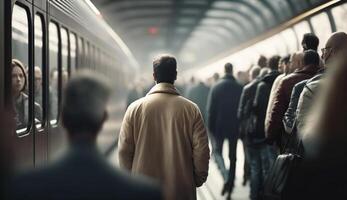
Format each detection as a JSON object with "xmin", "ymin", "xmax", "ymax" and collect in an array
[{"xmin": 92, "ymin": 0, "xmax": 330, "ymax": 71}]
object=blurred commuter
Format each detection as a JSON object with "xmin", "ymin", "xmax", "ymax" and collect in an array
[
  {"xmin": 184, "ymin": 76, "xmax": 196, "ymax": 97},
  {"xmin": 11, "ymin": 59, "xmax": 42, "ymax": 129},
  {"xmin": 265, "ymin": 55, "xmax": 291, "ymax": 133},
  {"xmin": 206, "ymin": 63, "xmax": 242, "ymax": 197},
  {"xmin": 283, "ymin": 51, "xmax": 321, "ymax": 134},
  {"xmin": 238, "ymin": 66, "xmax": 261, "ymax": 186},
  {"xmin": 301, "ymin": 33, "xmax": 319, "ymax": 51},
  {"xmin": 296, "ymin": 32, "xmax": 347, "ymax": 135},
  {"xmin": 11, "ymin": 71, "xmax": 162, "ymax": 200},
  {"xmin": 186, "ymin": 80, "xmax": 210, "ymax": 120},
  {"xmin": 266, "ymin": 51, "xmax": 319, "ymax": 151},
  {"xmin": 257, "ymin": 55, "xmax": 268, "ymax": 69},
  {"xmin": 245, "ymin": 56, "xmax": 281, "ymax": 200},
  {"xmin": 118, "ymin": 55, "xmax": 209, "ymax": 200},
  {"xmin": 285, "ymin": 40, "xmax": 347, "ymax": 200},
  {"xmin": 237, "ymin": 70, "xmax": 250, "ymax": 85}
]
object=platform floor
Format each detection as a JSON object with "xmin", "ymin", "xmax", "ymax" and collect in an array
[{"xmin": 108, "ymin": 139, "xmax": 250, "ymax": 200}]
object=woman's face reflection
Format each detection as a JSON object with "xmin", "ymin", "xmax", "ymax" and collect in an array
[{"xmin": 12, "ymin": 66, "xmax": 25, "ymax": 95}]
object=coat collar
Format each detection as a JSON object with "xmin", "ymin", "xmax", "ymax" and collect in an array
[
  {"xmin": 147, "ymin": 83, "xmax": 180, "ymax": 96},
  {"xmin": 222, "ymin": 74, "xmax": 235, "ymax": 80},
  {"xmin": 295, "ymin": 64, "xmax": 319, "ymax": 75}
]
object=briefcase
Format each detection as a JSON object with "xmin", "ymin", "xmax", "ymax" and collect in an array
[{"xmin": 263, "ymin": 153, "xmax": 302, "ymax": 200}]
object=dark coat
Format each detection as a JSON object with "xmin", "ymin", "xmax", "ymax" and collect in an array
[
  {"xmin": 282, "ymin": 80, "xmax": 307, "ymax": 134},
  {"xmin": 266, "ymin": 64, "xmax": 319, "ymax": 146},
  {"xmin": 283, "ymin": 69, "xmax": 325, "ymax": 134},
  {"xmin": 11, "ymin": 144, "xmax": 162, "ymax": 200},
  {"xmin": 251, "ymin": 71, "xmax": 281, "ymax": 144},
  {"xmin": 237, "ymin": 78, "xmax": 261, "ymax": 139},
  {"xmin": 206, "ymin": 74, "xmax": 243, "ymax": 139},
  {"xmin": 186, "ymin": 82, "xmax": 210, "ymax": 120}
]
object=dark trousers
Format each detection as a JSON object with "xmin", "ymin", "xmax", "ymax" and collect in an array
[
  {"xmin": 227, "ymin": 138, "xmax": 238, "ymax": 189},
  {"xmin": 211, "ymin": 136, "xmax": 228, "ymax": 181},
  {"xmin": 248, "ymin": 144, "xmax": 272, "ymax": 200}
]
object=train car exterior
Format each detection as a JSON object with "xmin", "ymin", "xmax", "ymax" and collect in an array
[{"xmin": 0, "ymin": 0, "xmax": 133, "ymax": 172}]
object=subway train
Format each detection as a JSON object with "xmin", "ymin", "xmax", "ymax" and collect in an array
[
  {"xmin": 189, "ymin": 0, "xmax": 347, "ymax": 79},
  {"xmin": 0, "ymin": 0, "xmax": 136, "ymax": 171}
]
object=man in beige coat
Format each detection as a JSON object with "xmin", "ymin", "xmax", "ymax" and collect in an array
[{"xmin": 118, "ymin": 55, "xmax": 210, "ymax": 200}]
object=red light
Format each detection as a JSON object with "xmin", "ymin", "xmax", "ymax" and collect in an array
[{"xmin": 148, "ymin": 27, "xmax": 159, "ymax": 35}]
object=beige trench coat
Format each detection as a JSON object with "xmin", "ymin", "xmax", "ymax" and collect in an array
[{"xmin": 118, "ymin": 83, "xmax": 210, "ymax": 200}]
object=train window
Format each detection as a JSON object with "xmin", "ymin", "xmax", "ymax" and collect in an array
[
  {"xmin": 280, "ymin": 28, "xmax": 298, "ymax": 54},
  {"xmin": 293, "ymin": 21, "xmax": 311, "ymax": 51},
  {"xmin": 49, "ymin": 21, "xmax": 59, "ymax": 124},
  {"xmin": 310, "ymin": 12, "xmax": 332, "ymax": 52},
  {"xmin": 332, "ymin": 3, "xmax": 347, "ymax": 32},
  {"xmin": 69, "ymin": 33, "xmax": 77, "ymax": 75},
  {"xmin": 34, "ymin": 14, "xmax": 44, "ymax": 128},
  {"xmin": 86, "ymin": 42, "xmax": 90, "ymax": 68},
  {"xmin": 61, "ymin": 28, "xmax": 68, "ymax": 88},
  {"xmin": 12, "ymin": 4, "xmax": 30, "ymax": 132},
  {"xmin": 78, "ymin": 37, "xmax": 83, "ymax": 69},
  {"xmin": 91, "ymin": 45, "xmax": 95, "ymax": 70}
]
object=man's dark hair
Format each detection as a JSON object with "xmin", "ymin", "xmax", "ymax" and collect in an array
[
  {"xmin": 268, "ymin": 55, "xmax": 281, "ymax": 70},
  {"xmin": 280, "ymin": 54, "xmax": 291, "ymax": 65},
  {"xmin": 303, "ymin": 50, "xmax": 320, "ymax": 66},
  {"xmin": 62, "ymin": 71, "xmax": 111, "ymax": 135},
  {"xmin": 224, "ymin": 63, "xmax": 233, "ymax": 74},
  {"xmin": 257, "ymin": 55, "xmax": 267, "ymax": 68},
  {"xmin": 302, "ymin": 33, "xmax": 319, "ymax": 51},
  {"xmin": 153, "ymin": 55, "xmax": 177, "ymax": 84}
]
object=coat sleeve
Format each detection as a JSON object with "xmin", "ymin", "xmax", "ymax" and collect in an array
[
  {"xmin": 265, "ymin": 80, "xmax": 289, "ymax": 142},
  {"xmin": 237, "ymin": 87, "xmax": 247, "ymax": 120},
  {"xmin": 192, "ymin": 108, "xmax": 210, "ymax": 187},
  {"xmin": 118, "ymin": 107, "xmax": 135, "ymax": 170},
  {"xmin": 206, "ymin": 87, "xmax": 217, "ymax": 133},
  {"xmin": 253, "ymin": 83, "xmax": 265, "ymax": 114},
  {"xmin": 296, "ymin": 83, "xmax": 316, "ymax": 134}
]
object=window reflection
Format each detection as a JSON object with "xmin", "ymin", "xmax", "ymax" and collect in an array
[
  {"xmin": 12, "ymin": 5, "xmax": 30, "ymax": 132},
  {"xmin": 34, "ymin": 14, "xmax": 44, "ymax": 127},
  {"xmin": 49, "ymin": 22, "xmax": 59, "ymax": 124},
  {"xmin": 69, "ymin": 33, "xmax": 77, "ymax": 74},
  {"xmin": 61, "ymin": 28, "xmax": 68, "ymax": 89}
]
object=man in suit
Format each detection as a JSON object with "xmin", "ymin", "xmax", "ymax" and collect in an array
[{"xmin": 11, "ymin": 71, "xmax": 162, "ymax": 200}]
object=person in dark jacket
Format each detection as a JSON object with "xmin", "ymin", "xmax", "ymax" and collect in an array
[
  {"xmin": 11, "ymin": 71, "xmax": 162, "ymax": 200},
  {"xmin": 238, "ymin": 66, "xmax": 261, "ymax": 186},
  {"xmin": 247, "ymin": 55, "xmax": 281, "ymax": 200},
  {"xmin": 266, "ymin": 50, "xmax": 319, "ymax": 152},
  {"xmin": 206, "ymin": 63, "xmax": 242, "ymax": 198},
  {"xmin": 186, "ymin": 80, "xmax": 210, "ymax": 120}
]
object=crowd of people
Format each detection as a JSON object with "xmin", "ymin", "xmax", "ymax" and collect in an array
[{"xmin": 4, "ymin": 31, "xmax": 347, "ymax": 200}]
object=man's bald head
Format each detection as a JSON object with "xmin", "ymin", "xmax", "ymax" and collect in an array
[
  {"xmin": 290, "ymin": 52, "xmax": 304, "ymax": 72},
  {"xmin": 323, "ymin": 32, "xmax": 347, "ymax": 65}
]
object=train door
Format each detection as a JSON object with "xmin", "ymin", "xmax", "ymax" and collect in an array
[{"xmin": 11, "ymin": 1, "xmax": 34, "ymax": 171}]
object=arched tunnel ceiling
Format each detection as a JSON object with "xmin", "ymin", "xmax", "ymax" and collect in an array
[{"xmin": 92, "ymin": 0, "xmax": 330, "ymax": 71}]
